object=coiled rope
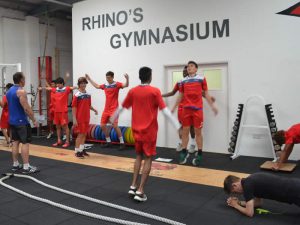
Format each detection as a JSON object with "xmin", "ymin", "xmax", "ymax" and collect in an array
[{"xmin": 0, "ymin": 173, "xmax": 185, "ymax": 225}]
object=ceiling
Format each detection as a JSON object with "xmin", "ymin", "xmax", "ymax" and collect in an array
[{"xmin": 0, "ymin": 0, "xmax": 84, "ymax": 20}]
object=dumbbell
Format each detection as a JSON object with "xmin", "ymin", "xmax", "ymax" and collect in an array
[
  {"xmin": 274, "ymin": 144, "xmax": 281, "ymax": 151},
  {"xmin": 229, "ymin": 141, "xmax": 235, "ymax": 147},
  {"xmin": 271, "ymin": 127, "xmax": 277, "ymax": 133},
  {"xmin": 228, "ymin": 147, "xmax": 234, "ymax": 153}
]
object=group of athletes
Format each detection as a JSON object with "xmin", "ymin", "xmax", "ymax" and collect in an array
[{"xmin": 1, "ymin": 61, "xmax": 300, "ymax": 210}]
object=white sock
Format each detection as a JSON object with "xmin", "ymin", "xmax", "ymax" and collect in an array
[
  {"xmin": 79, "ymin": 144, "xmax": 84, "ymax": 152},
  {"xmin": 191, "ymin": 138, "xmax": 195, "ymax": 145},
  {"xmin": 106, "ymin": 137, "xmax": 111, "ymax": 142},
  {"xmin": 119, "ymin": 136, "xmax": 124, "ymax": 144},
  {"xmin": 23, "ymin": 163, "xmax": 29, "ymax": 170},
  {"xmin": 13, "ymin": 161, "xmax": 19, "ymax": 167},
  {"xmin": 75, "ymin": 148, "xmax": 80, "ymax": 153}
]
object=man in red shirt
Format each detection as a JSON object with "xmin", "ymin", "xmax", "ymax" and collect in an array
[
  {"xmin": 111, "ymin": 67, "xmax": 180, "ymax": 202},
  {"xmin": 0, "ymin": 83, "xmax": 14, "ymax": 146},
  {"xmin": 72, "ymin": 77, "xmax": 98, "ymax": 158},
  {"xmin": 162, "ymin": 66, "xmax": 197, "ymax": 153},
  {"xmin": 51, "ymin": 77, "xmax": 76, "ymax": 148},
  {"xmin": 85, "ymin": 71, "xmax": 129, "ymax": 149},
  {"xmin": 173, "ymin": 61, "xmax": 218, "ymax": 166},
  {"xmin": 272, "ymin": 123, "xmax": 300, "ymax": 170}
]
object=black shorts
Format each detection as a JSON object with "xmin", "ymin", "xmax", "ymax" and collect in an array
[{"xmin": 10, "ymin": 124, "xmax": 32, "ymax": 144}]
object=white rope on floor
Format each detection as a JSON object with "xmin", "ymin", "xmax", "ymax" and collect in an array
[{"xmin": 0, "ymin": 173, "xmax": 186, "ymax": 225}]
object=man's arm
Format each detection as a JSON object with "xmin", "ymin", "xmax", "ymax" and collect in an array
[
  {"xmin": 90, "ymin": 105, "xmax": 98, "ymax": 115},
  {"xmin": 72, "ymin": 107, "xmax": 77, "ymax": 126},
  {"xmin": 162, "ymin": 89, "xmax": 177, "ymax": 97},
  {"xmin": 272, "ymin": 144, "xmax": 294, "ymax": 170},
  {"xmin": 171, "ymin": 92, "xmax": 183, "ymax": 113},
  {"xmin": 0, "ymin": 99, "xmax": 3, "ymax": 108},
  {"xmin": 203, "ymin": 90, "xmax": 218, "ymax": 115},
  {"xmin": 227, "ymin": 197, "xmax": 256, "ymax": 217},
  {"xmin": 69, "ymin": 86, "xmax": 78, "ymax": 91},
  {"xmin": 38, "ymin": 87, "xmax": 52, "ymax": 91},
  {"xmin": 85, "ymin": 74, "xmax": 101, "ymax": 89},
  {"xmin": 122, "ymin": 73, "xmax": 129, "ymax": 88},
  {"xmin": 18, "ymin": 89, "xmax": 36, "ymax": 124}
]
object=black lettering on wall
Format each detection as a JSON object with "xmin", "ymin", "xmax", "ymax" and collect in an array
[
  {"xmin": 133, "ymin": 8, "xmax": 143, "ymax": 23},
  {"xmin": 213, "ymin": 19, "xmax": 229, "ymax": 38},
  {"xmin": 176, "ymin": 25, "xmax": 188, "ymax": 41},
  {"xmin": 82, "ymin": 17, "xmax": 91, "ymax": 30},
  {"xmin": 196, "ymin": 22, "xmax": 209, "ymax": 39}
]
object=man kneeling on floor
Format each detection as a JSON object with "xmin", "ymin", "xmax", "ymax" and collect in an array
[{"xmin": 224, "ymin": 172, "xmax": 300, "ymax": 217}]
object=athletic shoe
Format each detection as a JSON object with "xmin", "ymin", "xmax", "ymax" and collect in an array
[
  {"xmin": 82, "ymin": 150, "xmax": 90, "ymax": 156},
  {"xmin": 75, "ymin": 152, "xmax": 84, "ymax": 158},
  {"xmin": 47, "ymin": 132, "xmax": 53, "ymax": 139},
  {"xmin": 134, "ymin": 191, "xmax": 147, "ymax": 202},
  {"xmin": 62, "ymin": 142, "xmax": 70, "ymax": 148},
  {"xmin": 128, "ymin": 186, "xmax": 137, "ymax": 197},
  {"xmin": 192, "ymin": 152, "xmax": 202, "ymax": 166},
  {"xmin": 11, "ymin": 164, "xmax": 23, "ymax": 172},
  {"xmin": 188, "ymin": 144, "xmax": 197, "ymax": 154},
  {"xmin": 179, "ymin": 149, "xmax": 189, "ymax": 165},
  {"xmin": 21, "ymin": 165, "xmax": 39, "ymax": 174},
  {"xmin": 176, "ymin": 143, "xmax": 182, "ymax": 152},
  {"xmin": 101, "ymin": 142, "xmax": 112, "ymax": 148},
  {"xmin": 52, "ymin": 141, "xmax": 62, "ymax": 147}
]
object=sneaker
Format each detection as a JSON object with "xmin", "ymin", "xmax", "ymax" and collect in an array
[
  {"xmin": 52, "ymin": 141, "xmax": 62, "ymax": 147},
  {"xmin": 101, "ymin": 142, "xmax": 112, "ymax": 148},
  {"xmin": 11, "ymin": 164, "xmax": 23, "ymax": 172},
  {"xmin": 22, "ymin": 165, "xmax": 39, "ymax": 174},
  {"xmin": 179, "ymin": 149, "xmax": 189, "ymax": 165},
  {"xmin": 134, "ymin": 191, "xmax": 147, "ymax": 202},
  {"xmin": 188, "ymin": 144, "xmax": 197, "ymax": 154},
  {"xmin": 47, "ymin": 132, "xmax": 53, "ymax": 139},
  {"xmin": 62, "ymin": 142, "xmax": 70, "ymax": 148},
  {"xmin": 128, "ymin": 186, "xmax": 137, "ymax": 197},
  {"xmin": 176, "ymin": 143, "xmax": 182, "ymax": 152},
  {"xmin": 192, "ymin": 152, "xmax": 202, "ymax": 166},
  {"xmin": 75, "ymin": 152, "xmax": 84, "ymax": 158},
  {"xmin": 82, "ymin": 150, "xmax": 89, "ymax": 156}
]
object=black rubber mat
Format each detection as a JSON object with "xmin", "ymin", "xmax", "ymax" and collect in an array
[{"xmin": 0, "ymin": 150, "xmax": 299, "ymax": 225}]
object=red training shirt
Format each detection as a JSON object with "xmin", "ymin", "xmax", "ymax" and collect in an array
[
  {"xmin": 179, "ymin": 74, "xmax": 208, "ymax": 110},
  {"xmin": 122, "ymin": 85, "xmax": 166, "ymax": 142},
  {"xmin": 285, "ymin": 123, "xmax": 300, "ymax": 144},
  {"xmin": 72, "ymin": 91, "xmax": 91, "ymax": 123},
  {"xmin": 99, "ymin": 82, "xmax": 123, "ymax": 114},
  {"xmin": 54, "ymin": 86, "xmax": 71, "ymax": 113}
]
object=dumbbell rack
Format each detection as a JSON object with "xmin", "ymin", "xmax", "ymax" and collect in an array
[
  {"xmin": 228, "ymin": 104, "xmax": 244, "ymax": 154},
  {"xmin": 229, "ymin": 95, "xmax": 277, "ymax": 161}
]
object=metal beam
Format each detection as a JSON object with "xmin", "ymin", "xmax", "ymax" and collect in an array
[{"xmin": 44, "ymin": 0, "xmax": 72, "ymax": 8}]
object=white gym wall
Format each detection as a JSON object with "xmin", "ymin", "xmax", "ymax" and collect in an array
[{"xmin": 72, "ymin": 0, "xmax": 300, "ymax": 159}]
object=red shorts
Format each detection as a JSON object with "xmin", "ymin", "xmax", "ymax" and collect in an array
[
  {"xmin": 135, "ymin": 141, "xmax": 156, "ymax": 157},
  {"xmin": 101, "ymin": 112, "xmax": 118, "ymax": 125},
  {"xmin": 49, "ymin": 108, "xmax": 55, "ymax": 121},
  {"xmin": 74, "ymin": 122, "xmax": 89, "ymax": 134},
  {"xmin": 182, "ymin": 108, "xmax": 203, "ymax": 128},
  {"xmin": 178, "ymin": 107, "xmax": 183, "ymax": 124},
  {"xmin": 54, "ymin": 112, "xmax": 69, "ymax": 125}
]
